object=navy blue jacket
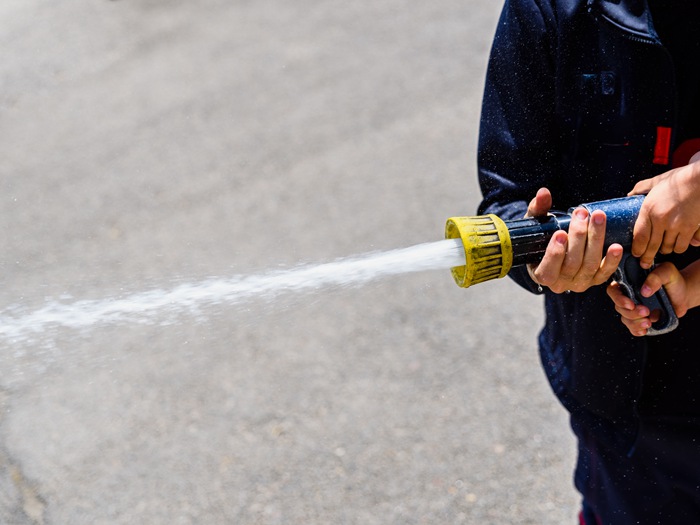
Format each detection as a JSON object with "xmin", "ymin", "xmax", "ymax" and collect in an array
[{"xmin": 477, "ymin": 0, "xmax": 700, "ymax": 427}]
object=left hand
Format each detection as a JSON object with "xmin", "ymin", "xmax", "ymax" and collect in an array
[
  {"xmin": 525, "ymin": 188, "xmax": 623, "ymax": 294},
  {"xmin": 630, "ymin": 151, "xmax": 700, "ymax": 269},
  {"xmin": 607, "ymin": 262, "xmax": 690, "ymax": 337}
]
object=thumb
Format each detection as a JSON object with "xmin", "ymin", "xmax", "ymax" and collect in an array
[
  {"xmin": 628, "ymin": 177, "xmax": 653, "ymax": 196},
  {"xmin": 526, "ymin": 187, "xmax": 552, "ymax": 218},
  {"xmin": 641, "ymin": 262, "xmax": 689, "ymax": 318}
]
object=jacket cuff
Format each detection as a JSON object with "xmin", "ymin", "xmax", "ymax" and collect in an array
[{"xmin": 508, "ymin": 264, "xmax": 544, "ymax": 295}]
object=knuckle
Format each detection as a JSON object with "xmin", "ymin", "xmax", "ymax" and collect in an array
[
  {"xmin": 577, "ymin": 270, "xmax": 597, "ymax": 284},
  {"xmin": 533, "ymin": 269, "xmax": 550, "ymax": 286},
  {"xmin": 635, "ymin": 230, "xmax": 650, "ymax": 243},
  {"xmin": 674, "ymin": 242, "xmax": 688, "ymax": 254},
  {"xmin": 558, "ymin": 269, "xmax": 577, "ymax": 282},
  {"xmin": 581, "ymin": 257, "xmax": 600, "ymax": 274}
]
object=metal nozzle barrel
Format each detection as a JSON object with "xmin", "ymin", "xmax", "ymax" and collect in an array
[{"xmin": 445, "ymin": 213, "xmax": 568, "ymax": 288}]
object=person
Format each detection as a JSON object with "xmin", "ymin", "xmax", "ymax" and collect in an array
[{"xmin": 476, "ymin": 1, "xmax": 700, "ymax": 523}]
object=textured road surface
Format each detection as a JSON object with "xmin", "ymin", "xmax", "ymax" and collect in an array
[{"xmin": 0, "ymin": 1, "xmax": 578, "ymax": 523}]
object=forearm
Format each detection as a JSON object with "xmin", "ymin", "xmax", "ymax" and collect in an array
[
  {"xmin": 477, "ymin": 0, "xmax": 559, "ymax": 217},
  {"xmin": 681, "ymin": 258, "xmax": 700, "ymax": 310}
]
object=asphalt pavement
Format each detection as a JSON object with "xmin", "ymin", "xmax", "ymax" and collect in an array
[{"xmin": 0, "ymin": 1, "xmax": 579, "ymax": 523}]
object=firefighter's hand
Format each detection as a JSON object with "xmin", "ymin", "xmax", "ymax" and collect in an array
[
  {"xmin": 630, "ymin": 151, "xmax": 700, "ymax": 269},
  {"xmin": 607, "ymin": 261, "xmax": 700, "ymax": 336},
  {"xmin": 525, "ymin": 187, "xmax": 623, "ymax": 294}
]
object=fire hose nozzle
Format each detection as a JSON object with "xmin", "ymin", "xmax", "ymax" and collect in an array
[{"xmin": 445, "ymin": 214, "xmax": 513, "ymax": 288}]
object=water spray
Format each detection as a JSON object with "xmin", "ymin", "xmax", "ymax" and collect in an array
[
  {"xmin": 0, "ymin": 195, "xmax": 678, "ymax": 342},
  {"xmin": 0, "ymin": 240, "xmax": 465, "ymax": 343}
]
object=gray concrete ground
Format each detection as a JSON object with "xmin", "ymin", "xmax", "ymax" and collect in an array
[{"xmin": 0, "ymin": 1, "xmax": 579, "ymax": 523}]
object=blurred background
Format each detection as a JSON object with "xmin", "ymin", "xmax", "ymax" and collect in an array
[{"xmin": 0, "ymin": 1, "xmax": 578, "ymax": 523}]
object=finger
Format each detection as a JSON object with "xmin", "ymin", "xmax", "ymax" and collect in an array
[
  {"xmin": 631, "ymin": 208, "xmax": 652, "ymax": 260},
  {"xmin": 614, "ymin": 303, "xmax": 651, "ymax": 322},
  {"xmin": 597, "ymin": 243, "xmax": 624, "ymax": 284},
  {"xmin": 615, "ymin": 302, "xmax": 654, "ymax": 336},
  {"xmin": 691, "ymin": 227, "xmax": 700, "ymax": 247},
  {"xmin": 639, "ymin": 224, "xmax": 663, "ymax": 269},
  {"xmin": 628, "ymin": 178, "xmax": 653, "ymax": 196},
  {"xmin": 612, "ymin": 301, "xmax": 652, "ymax": 336},
  {"xmin": 660, "ymin": 231, "xmax": 679, "ymax": 255},
  {"xmin": 534, "ymin": 230, "xmax": 567, "ymax": 288},
  {"xmin": 579, "ymin": 210, "xmax": 607, "ymax": 283},
  {"xmin": 607, "ymin": 281, "xmax": 637, "ymax": 311},
  {"xmin": 608, "ymin": 280, "xmax": 652, "ymax": 336},
  {"xmin": 649, "ymin": 309, "xmax": 664, "ymax": 325},
  {"xmin": 623, "ymin": 316, "xmax": 652, "ymax": 337},
  {"xmin": 674, "ymin": 229, "xmax": 693, "ymax": 254},
  {"xmin": 641, "ymin": 262, "xmax": 689, "ymax": 318},
  {"xmin": 640, "ymin": 264, "xmax": 672, "ymax": 297},
  {"xmin": 559, "ymin": 208, "xmax": 589, "ymax": 281}
]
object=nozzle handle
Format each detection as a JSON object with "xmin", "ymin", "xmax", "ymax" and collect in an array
[{"xmin": 613, "ymin": 252, "xmax": 679, "ymax": 336}]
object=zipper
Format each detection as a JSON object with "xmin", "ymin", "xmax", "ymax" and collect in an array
[
  {"xmin": 588, "ymin": 0, "xmax": 678, "ymax": 168},
  {"xmin": 586, "ymin": 0, "xmax": 678, "ymax": 453}
]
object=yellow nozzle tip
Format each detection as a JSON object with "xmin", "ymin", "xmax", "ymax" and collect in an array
[{"xmin": 445, "ymin": 214, "xmax": 513, "ymax": 288}]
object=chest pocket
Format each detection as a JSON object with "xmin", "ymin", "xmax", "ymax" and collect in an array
[
  {"xmin": 567, "ymin": 69, "xmax": 652, "ymax": 196},
  {"xmin": 574, "ymin": 71, "xmax": 628, "ymax": 150}
]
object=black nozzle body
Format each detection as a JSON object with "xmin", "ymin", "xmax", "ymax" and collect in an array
[{"xmin": 506, "ymin": 195, "xmax": 644, "ymax": 267}]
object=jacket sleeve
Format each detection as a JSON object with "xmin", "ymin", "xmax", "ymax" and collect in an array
[{"xmin": 477, "ymin": 0, "xmax": 560, "ymax": 294}]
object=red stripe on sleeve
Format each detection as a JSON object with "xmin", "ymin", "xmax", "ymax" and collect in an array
[{"xmin": 653, "ymin": 126, "xmax": 672, "ymax": 165}]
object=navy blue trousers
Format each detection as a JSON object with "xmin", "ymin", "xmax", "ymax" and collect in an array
[{"xmin": 573, "ymin": 415, "xmax": 700, "ymax": 524}]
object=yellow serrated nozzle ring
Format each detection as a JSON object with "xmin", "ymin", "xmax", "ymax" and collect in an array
[{"xmin": 444, "ymin": 214, "xmax": 514, "ymax": 288}]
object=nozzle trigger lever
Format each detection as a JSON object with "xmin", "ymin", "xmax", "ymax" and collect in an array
[{"xmin": 613, "ymin": 253, "xmax": 679, "ymax": 336}]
